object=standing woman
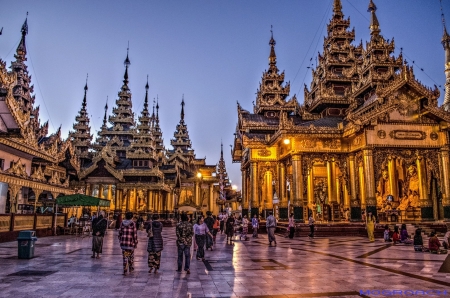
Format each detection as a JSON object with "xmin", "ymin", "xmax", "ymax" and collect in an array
[
  {"xmin": 194, "ymin": 215, "xmax": 213, "ymax": 261},
  {"xmin": 147, "ymin": 214, "xmax": 163, "ymax": 274},
  {"xmin": 226, "ymin": 214, "xmax": 235, "ymax": 245},
  {"xmin": 288, "ymin": 213, "xmax": 295, "ymax": 239},
  {"xmin": 91, "ymin": 211, "xmax": 108, "ymax": 259},
  {"xmin": 252, "ymin": 214, "xmax": 259, "ymax": 238},
  {"xmin": 240, "ymin": 215, "xmax": 249, "ymax": 241},
  {"xmin": 366, "ymin": 211, "xmax": 376, "ymax": 242},
  {"xmin": 118, "ymin": 212, "xmax": 138, "ymax": 275}
]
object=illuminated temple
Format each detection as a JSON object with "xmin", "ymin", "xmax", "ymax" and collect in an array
[
  {"xmin": 0, "ymin": 18, "xmax": 237, "ymax": 218},
  {"xmin": 232, "ymin": 0, "xmax": 450, "ymax": 222}
]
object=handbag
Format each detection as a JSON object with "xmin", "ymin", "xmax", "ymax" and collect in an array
[{"xmin": 147, "ymin": 221, "xmax": 153, "ymax": 238}]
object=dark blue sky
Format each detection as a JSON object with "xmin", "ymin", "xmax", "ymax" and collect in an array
[{"xmin": 1, "ymin": 0, "xmax": 449, "ymax": 189}]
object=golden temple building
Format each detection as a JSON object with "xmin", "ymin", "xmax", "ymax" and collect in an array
[
  {"xmin": 0, "ymin": 18, "xmax": 229, "ymax": 218},
  {"xmin": 232, "ymin": 0, "xmax": 450, "ymax": 222}
]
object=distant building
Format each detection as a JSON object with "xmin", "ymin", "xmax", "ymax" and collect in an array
[
  {"xmin": 232, "ymin": 0, "xmax": 450, "ymax": 222},
  {"xmin": 0, "ymin": 19, "xmax": 227, "ymax": 216}
]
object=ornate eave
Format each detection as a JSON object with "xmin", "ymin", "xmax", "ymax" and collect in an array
[{"xmin": 122, "ymin": 167, "xmax": 163, "ymax": 178}]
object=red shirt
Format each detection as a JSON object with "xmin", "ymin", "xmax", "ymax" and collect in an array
[
  {"xmin": 393, "ymin": 232, "xmax": 400, "ymax": 242},
  {"xmin": 429, "ymin": 236, "xmax": 441, "ymax": 251}
]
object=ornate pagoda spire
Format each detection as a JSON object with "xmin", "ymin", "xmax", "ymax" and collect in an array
[
  {"xmin": 333, "ymin": 0, "xmax": 343, "ymax": 16},
  {"xmin": 368, "ymin": 0, "xmax": 381, "ymax": 37},
  {"xmin": 217, "ymin": 141, "xmax": 230, "ymax": 201},
  {"xmin": 268, "ymin": 26, "xmax": 278, "ymax": 74},
  {"xmin": 167, "ymin": 96, "xmax": 195, "ymax": 169},
  {"xmin": 94, "ymin": 48, "xmax": 136, "ymax": 155},
  {"xmin": 151, "ymin": 96, "xmax": 165, "ymax": 164},
  {"xmin": 441, "ymin": 0, "xmax": 450, "ymax": 110},
  {"xmin": 254, "ymin": 27, "xmax": 294, "ymax": 115},
  {"xmin": 15, "ymin": 13, "xmax": 28, "ymax": 63},
  {"xmin": 69, "ymin": 76, "xmax": 93, "ymax": 163}
]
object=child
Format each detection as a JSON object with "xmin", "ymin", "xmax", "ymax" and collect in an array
[
  {"xmin": 392, "ymin": 226, "xmax": 400, "ymax": 244},
  {"xmin": 383, "ymin": 225, "xmax": 392, "ymax": 242}
]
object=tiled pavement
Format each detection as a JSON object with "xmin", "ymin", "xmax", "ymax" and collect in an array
[{"xmin": 0, "ymin": 228, "xmax": 449, "ymax": 298}]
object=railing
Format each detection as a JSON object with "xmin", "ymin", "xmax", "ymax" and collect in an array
[{"xmin": 0, "ymin": 213, "xmax": 67, "ymax": 232}]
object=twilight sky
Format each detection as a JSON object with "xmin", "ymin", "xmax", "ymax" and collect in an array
[{"xmin": 0, "ymin": 0, "xmax": 449, "ymax": 189}]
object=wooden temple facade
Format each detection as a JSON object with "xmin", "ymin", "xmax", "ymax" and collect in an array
[
  {"xmin": 0, "ymin": 18, "xmax": 76, "ymax": 220},
  {"xmin": 232, "ymin": 0, "xmax": 450, "ymax": 222},
  {"xmin": 0, "ymin": 19, "xmax": 231, "ymax": 217}
]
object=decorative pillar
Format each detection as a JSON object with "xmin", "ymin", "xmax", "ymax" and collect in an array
[
  {"xmin": 8, "ymin": 184, "xmax": 21, "ymax": 214},
  {"xmin": 278, "ymin": 162, "xmax": 288, "ymax": 220},
  {"xmin": 387, "ymin": 156, "xmax": 398, "ymax": 200},
  {"xmin": 125, "ymin": 189, "xmax": 130, "ymax": 211},
  {"xmin": 34, "ymin": 190, "xmax": 43, "ymax": 214},
  {"xmin": 264, "ymin": 171, "xmax": 273, "ymax": 216},
  {"xmin": 115, "ymin": 189, "xmax": 123, "ymax": 211},
  {"xmin": 417, "ymin": 156, "xmax": 433, "ymax": 220},
  {"xmin": 441, "ymin": 149, "xmax": 450, "ymax": 220},
  {"xmin": 292, "ymin": 154, "xmax": 304, "ymax": 221},
  {"xmin": 327, "ymin": 158, "xmax": 336, "ymax": 203},
  {"xmin": 348, "ymin": 154, "xmax": 360, "ymax": 221},
  {"xmin": 98, "ymin": 184, "xmax": 104, "ymax": 199},
  {"xmin": 363, "ymin": 149, "xmax": 377, "ymax": 216},
  {"xmin": 195, "ymin": 181, "xmax": 200, "ymax": 207},
  {"xmin": 241, "ymin": 169, "xmax": 248, "ymax": 218},
  {"xmin": 85, "ymin": 184, "xmax": 91, "ymax": 196},
  {"xmin": 307, "ymin": 167, "xmax": 314, "ymax": 208},
  {"xmin": 209, "ymin": 184, "xmax": 214, "ymax": 213},
  {"xmin": 250, "ymin": 162, "xmax": 259, "ymax": 218}
]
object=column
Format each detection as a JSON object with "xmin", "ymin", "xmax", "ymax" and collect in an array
[
  {"xmin": 292, "ymin": 154, "xmax": 304, "ymax": 221},
  {"xmin": 307, "ymin": 167, "xmax": 314, "ymax": 207},
  {"xmin": 125, "ymin": 189, "xmax": 130, "ymax": 211},
  {"xmin": 209, "ymin": 184, "xmax": 214, "ymax": 213},
  {"xmin": 441, "ymin": 149, "xmax": 450, "ymax": 220},
  {"xmin": 278, "ymin": 162, "xmax": 288, "ymax": 220},
  {"xmin": 327, "ymin": 158, "xmax": 336, "ymax": 203},
  {"xmin": 8, "ymin": 185, "xmax": 21, "ymax": 214},
  {"xmin": 349, "ymin": 154, "xmax": 360, "ymax": 221},
  {"xmin": 241, "ymin": 169, "xmax": 248, "ymax": 218},
  {"xmin": 85, "ymin": 184, "xmax": 91, "ymax": 196},
  {"xmin": 98, "ymin": 184, "xmax": 104, "ymax": 199},
  {"xmin": 34, "ymin": 190, "xmax": 43, "ymax": 214},
  {"xmin": 363, "ymin": 149, "xmax": 377, "ymax": 216},
  {"xmin": 359, "ymin": 164, "xmax": 366, "ymax": 210},
  {"xmin": 195, "ymin": 181, "xmax": 200, "ymax": 207},
  {"xmin": 387, "ymin": 156, "xmax": 398, "ymax": 200},
  {"xmin": 264, "ymin": 171, "xmax": 273, "ymax": 216},
  {"xmin": 417, "ymin": 156, "xmax": 433, "ymax": 220},
  {"xmin": 250, "ymin": 162, "xmax": 259, "ymax": 218},
  {"xmin": 115, "ymin": 189, "xmax": 121, "ymax": 211}
]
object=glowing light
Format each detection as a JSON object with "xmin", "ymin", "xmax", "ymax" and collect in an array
[
  {"xmin": 197, "ymin": 172, "xmax": 202, "ymax": 178},
  {"xmin": 283, "ymin": 139, "xmax": 290, "ymax": 145},
  {"xmin": 232, "ymin": 185, "xmax": 237, "ymax": 190}
]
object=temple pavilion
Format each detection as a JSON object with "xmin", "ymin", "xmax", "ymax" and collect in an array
[{"xmin": 232, "ymin": 0, "xmax": 450, "ymax": 222}]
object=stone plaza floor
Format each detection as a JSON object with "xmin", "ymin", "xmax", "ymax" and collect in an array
[{"xmin": 0, "ymin": 228, "xmax": 450, "ymax": 298}]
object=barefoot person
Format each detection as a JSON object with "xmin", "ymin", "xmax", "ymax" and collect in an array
[
  {"xmin": 147, "ymin": 214, "xmax": 163, "ymax": 274},
  {"xmin": 176, "ymin": 213, "xmax": 194, "ymax": 274},
  {"xmin": 118, "ymin": 212, "xmax": 138, "ymax": 275},
  {"xmin": 91, "ymin": 211, "xmax": 107, "ymax": 259},
  {"xmin": 266, "ymin": 211, "xmax": 277, "ymax": 246}
]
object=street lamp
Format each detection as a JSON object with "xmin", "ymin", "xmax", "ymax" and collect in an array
[{"xmin": 283, "ymin": 138, "xmax": 290, "ymax": 145}]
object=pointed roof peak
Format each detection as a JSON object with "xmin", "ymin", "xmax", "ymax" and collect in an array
[
  {"xmin": 268, "ymin": 25, "xmax": 277, "ymax": 69},
  {"xmin": 122, "ymin": 47, "xmax": 130, "ymax": 87},
  {"xmin": 82, "ymin": 75, "xmax": 88, "ymax": 109},
  {"xmin": 102, "ymin": 97, "xmax": 108, "ymax": 127},
  {"xmin": 333, "ymin": 0, "xmax": 343, "ymax": 16},
  {"xmin": 441, "ymin": 0, "xmax": 450, "ymax": 45},
  {"xmin": 180, "ymin": 94, "xmax": 185, "ymax": 121},
  {"xmin": 368, "ymin": 0, "xmax": 381, "ymax": 36},
  {"xmin": 145, "ymin": 75, "xmax": 149, "ymax": 90},
  {"xmin": 124, "ymin": 42, "xmax": 131, "ymax": 67},
  {"xmin": 21, "ymin": 12, "xmax": 29, "ymax": 36},
  {"xmin": 84, "ymin": 73, "xmax": 88, "ymax": 91}
]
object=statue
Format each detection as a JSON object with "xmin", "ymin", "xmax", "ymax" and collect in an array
[
  {"xmin": 137, "ymin": 190, "xmax": 146, "ymax": 211},
  {"xmin": 407, "ymin": 165, "xmax": 420, "ymax": 208},
  {"xmin": 376, "ymin": 170, "xmax": 390, "ymax": 208},
  {"xmin": 314, "ymin": 179, "xmax": 327, "ymax": 205}
]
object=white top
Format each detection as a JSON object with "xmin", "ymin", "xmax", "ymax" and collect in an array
[{"xmin": 194, "ymin": 223, "xmax": 209, "ymax": 235}]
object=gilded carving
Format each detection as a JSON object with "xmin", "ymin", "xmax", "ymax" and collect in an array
[
  {"xmin": 5, "ymin": 159, "xmax": 28, "ymax": 178},
  {"xmin": 430, "ymin": 132, "xmax": 438, "ymax": 141},
  {"xmin": 257, "ymin": 149, "xmax": 271, "ymax": 157},
  {"xmin": 377, "ymin": 130, "xmax": 386, "ymax": 139},
  {"xmin": 389, "ymin": 130, "xmax": 426, "ymax": 140}
]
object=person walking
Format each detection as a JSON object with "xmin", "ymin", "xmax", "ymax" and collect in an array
[
  {"xmin": 288, "ymin": 213, "xmax": 295, "ymax": 239},
  {"xmin": 194, "ymin": 215, "xmax": 213, "ymax": 261},
  {"xmin": 222, "ymin": 212, "xmax": 228, "ymax": 235},
  {"xmin": 240, "ymin": 215, "xmax": 249, "ymax": 241},
  {"xmin": 266, "ymin": 211, "xmax": 277, "ymax": 246},
  {"xmin": 147, "ymin": 214, "xmax": 163, "ymax": 274},
  {"xmin": 91, "ymin": 211, "xmax": 107, "ymax": 259},
  {"xmin": 308, "ymin": 213, "xmax": 315, "ymax": 239},
  {"xmin": 204, "ymin": 211, "xmax": 215, "ymax": 251},
  {"xmin": 252, "ymin": 214, "xmax": 259, "ymax": 238},
  {"xmin": 118, "ymin": 212, "xmax": 138, "ymax": 275},
  {"xmin": 366, "ymin": 211, "xmax": 376, "ymax": 242},
  {"xmin": 218, "ymin": 212, "xmax": 224, "ymax": 235},
  {"xmin": 226, "ymin": 214, "xmax": 235, "ymax": 245},
  {"xmin": 176, "ymin": 213, "xmax": 194, "ymax": 274},
  {"xmin": 212, "ymin": 215, "xmax": 220, "ymax": 243}
]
